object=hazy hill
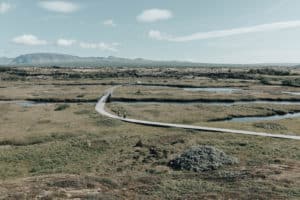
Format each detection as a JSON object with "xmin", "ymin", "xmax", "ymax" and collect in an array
[
  {"xmin": 0, "ymin": 57, "xmax": 13, "ymax": 65},
  {"xmin": 6, "ymin": 53, "xmax": 210, "ymax": 67},
  {"xmin": 11, "ymin": 53, "xmax": 80, "ymax": 65},
  {"xmin": 0, "ymin": 53, "xmax": 299, "ymax": 67}
]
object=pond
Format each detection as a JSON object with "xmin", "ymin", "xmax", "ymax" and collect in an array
[
  {"xmin": 0, "ymin": 101, "xmax": 38, "ymax": 107},
  {"xmin": 283, "ymin": 92, "xmax": 300, "ymax": 96},
  {"xmin": 112, "ymin": 100, "xmax": 300, "ymax": 106},
  {"xmin": 225, "ymin": 112, "xmax": 300, "ymax": 122},
  {"xmin": 183, "ymin": 87, "xmax": 242, "ymax": 93}
]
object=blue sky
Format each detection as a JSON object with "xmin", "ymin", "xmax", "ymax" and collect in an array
[{"xmin": 1, "ymin": 0, "xmax": 300, "ymax": 63}]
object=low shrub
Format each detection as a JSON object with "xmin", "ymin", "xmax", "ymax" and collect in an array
[{"xmin": 54, "ymin": 104, "xmax": 70, "ymax": 111}]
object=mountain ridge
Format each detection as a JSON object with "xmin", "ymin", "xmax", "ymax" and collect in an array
[{"xmin": 0, "ymin": 53, "xmax": 299, "ymax": 67}]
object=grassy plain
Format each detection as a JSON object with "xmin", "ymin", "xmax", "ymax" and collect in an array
[
  {"xmin": 0, "ymin": 66, "xmax": 299, "ymax": 199},
  {"xmin": 112, "ymin": 84, "xmax": 300, "ymax": 101}
]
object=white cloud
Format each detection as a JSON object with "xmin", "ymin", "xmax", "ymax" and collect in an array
[
  {"xmin": 149, "ymin": 20, "xmax": 300, "ymax": 42},
  {"xmin": 112, "ymin": 42, "xmax": 120, "ymax": 46},
  {"xmin": 57, "ymin": 38, "xmax": 76, "ymax": 46},
  {"xmin": 11, "ymin": 35, "xmax": 119, "ymax": 51},
  {"xmin": 39, "ymin": 1, "xmax": 79, "ymax": 13},
  {"xmin": 148, "ymin": 30, "xmax": 168, "ymax": 40},
  {"xmin": 79, "ymin": 42, "xmax": 119, "ymax": 52},
  {"xmin": 103, "ymin": 19, "xmax": 116, "ymax": 27},
  {"xmin": 12, "ymin": 34, "xmax": 48, "ymax": 46},
  {"xmin": 0, "ymin": 2, "xmax": 12, "ymax": 14},
  {"xmin": 137, "ymin": 9, "xmax": 173, "ymax": 23}
]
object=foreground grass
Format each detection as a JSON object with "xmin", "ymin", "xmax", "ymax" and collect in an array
[
  {"xmin": 0, "ymin": 134, "xmax": 109, "ymax": 178},
  {"xmin": 0, "ymin": 125, "xmax": 299, "ymax": 199}
]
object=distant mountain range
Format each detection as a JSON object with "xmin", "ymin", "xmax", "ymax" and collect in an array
[
  {"xmin": 12, "ymin": 53, "xmax": 79, "ymax": 65},
  {"xmin": 0, "ymin": 53, "xmax": 299, "ymax": 67},
  {"xmin": 0, "ymin": 57, "xmax": 13, "ymax": 65}
]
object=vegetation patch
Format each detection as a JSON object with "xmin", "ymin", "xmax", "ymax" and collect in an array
[
  {"xmin": 254, "ymin": 122, "xmax": 287, "ymax": 130},
  {"xmin": 47, "ymin": 176, "xmax": 118, "ymax": 189},
  {"xmin": 54, "ymin": 104, "xmax": 70, "ymax": 111},
  {"xmin": 74, "ymin": 109, "xmax": 90, "ymax": 115},
  {"xmin": 168, "ymin": 146, "xmax": 238, "ymax": 172},
  {"xmin": 282, "ymin": 78, "xmax": 300, "ymax": 87},
  {"xmin": 0, "ymin": 135, "xmax": 110, "ymax": 178},
  {"xmin": 0, "ymin": 132, "xmax": 75, "ymax": 146},
  {"xmin": 248, "ymin": 68, "xmax": 290, "ymax": 76}
]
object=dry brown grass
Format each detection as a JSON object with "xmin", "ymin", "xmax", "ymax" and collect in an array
[{"xmin": 113, "ymin": 84, "xmax": 300, "ymax": 101}]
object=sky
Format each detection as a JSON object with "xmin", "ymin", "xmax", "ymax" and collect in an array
[{"xmin": 1, "ymin": 0, "xmax": 300, "ymax": 63}]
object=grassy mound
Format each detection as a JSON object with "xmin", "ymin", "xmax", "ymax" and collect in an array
[{"xmin": 168, "ymin": 145, "xmax": 238, "ymax": 172}]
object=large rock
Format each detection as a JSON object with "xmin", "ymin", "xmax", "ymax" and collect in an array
[{"xmin": 168, "ymin": 146, "xmax": 238, "ymax": 172}]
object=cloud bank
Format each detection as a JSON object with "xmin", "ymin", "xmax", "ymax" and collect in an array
[
  {"xmin": 39, "ymin": 1, "xmax": 79, "ymax": 13},
  {"xmin": 103, "ymin": 19, "xmax": 116, "ymax": 27},
  {"xmin": 57, "ymin": 38, "xmax": 76, "ymax": 47},
  {"xmin": 12, "ymin": 35, "xmax": 118, "ymax": 52},
  {"xmin": 149, "ymin": 20, "xmax": 300, "ymax": 42},
  {"xmin": 12, "ymin": 35, "xmax": 48, "ymax": 46},
  {"xmin": 137, "ymin": 9, "xmax": 173, "ymax": 23},
  {"xmin": 0, "ymin": 2, "xmax": 12, "ymax": 14},
  {"xmin": 79, "ymin": 42, "xmax": 119, "ymax": 52}
]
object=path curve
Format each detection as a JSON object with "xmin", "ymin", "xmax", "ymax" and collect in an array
[{"xmin": 95, "ymin": 86, "xmax": 300, "ymax": 140}]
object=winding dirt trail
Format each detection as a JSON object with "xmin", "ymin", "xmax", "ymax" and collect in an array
[{"xmin": 95, "ymin": 86, "xmax": 300, "ymax": 140}]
